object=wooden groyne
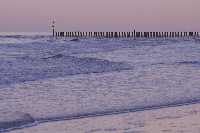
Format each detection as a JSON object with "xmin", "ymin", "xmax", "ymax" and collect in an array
[
  {"xmin": 53, "ymin": 31, "xmax": 199, "ymax": 38},
  {"xmin": 51, "ymin": 21, "xmax": 199, "ymax": 38}
]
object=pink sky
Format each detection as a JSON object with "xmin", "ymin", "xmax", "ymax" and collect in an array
[{"xmin": 0, "ymin": 0, "xmax": 200, "ymax": 32}]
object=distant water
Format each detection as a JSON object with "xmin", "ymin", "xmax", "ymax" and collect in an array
[{"xmin": 0, "ymin": 33, "xmax": 200, "ymax": 132}]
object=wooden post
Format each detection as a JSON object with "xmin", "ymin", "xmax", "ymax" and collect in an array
[
  {"xmin": 144, "ymin": 32, "xmax": 147, "ymax": 38},
  {"xmin": 73, "ymin": 32, "xmax": 75, "ymax": 37},
  {"xmin": 118, "ymin": 32, "xmax": 120, "ymax": 38},
  {"xmin": 114, "ymin": 32, "xmax": 118, "ymax": 38},
  {"xmin": 80, "ymin": 32, "xmax": 82, "ymax": 37},
  {"xmin": 52, "ymin": 20, "xmax": 55, "ymax": 37},
  {"xmin": 59, "ymin": 32, "xmax": 62, "ymax": 37},
  {"xmin": 111, "ymin": 32, "xmax": 113, "ymax": 38},
  {"xmin": 144, "ymin": 32, "xmax": 146, "ymax": 38},
  {"xmin": 194, "ymin": 32, "xmax": 197, "ymax": 37},
  {"xmin": 89, "ymin": 32, "xmax": 92, "ymax": 37},
  {"xmin": 134, "ymin": 30, "xmax": 136, "ymax": 38},
  {"xmin": 150, "ymin": 32, "xmax": 152, "ymax": 38},
  {"xmin": 136, "ymin": 32, "xmax": 139, "ymax": 38},
  {"xmin": 105, "ymin": 32, "xmax": 108, "ymax": 38},
  {"xmin": 171, "ymin": 32, "xmax": 174, "ymax": 37},
  {"xmin": 83, "ymin": 32, "xmax": 85, "ymax": 37},
  {"xmin": 82, "ymin": 32, "xmax": 84, "ymax": 37},
  {"xmin": 126, "ymin": 32, "xmax": 130, "ymax": 38},
  {"xmin": 189, "ymin": 32, "xmax": 193, "ymax": 37}
]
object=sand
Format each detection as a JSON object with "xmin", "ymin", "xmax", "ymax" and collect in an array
[{"xmin": 8, "ymin": 103, "xmax": 200, "ymax": 133}]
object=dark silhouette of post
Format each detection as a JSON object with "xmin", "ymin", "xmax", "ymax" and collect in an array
[
  {"xmin": 52, "ymin": 20, "xmax": 56, "ymax": 37},
  {"xmin": 134, "ymin": 30, "xmax": 136, "ymax": 38},
  {"xmin": 60, "ymin": 32, "xmax": 64, "ymax": 37},
  {"xmin": 118, "ymin": 32, "xmax": 121, "ymax": 38},
  {"xmin": 114, "ymin": 32, "xmax": 118, "ymax": 38},
  {"xmin": 189, "ymin": 32, "xmax": 193, "ymax": 37},
  {"xmin": 164, "ymin": 32, "xmax": 167, "ymax": 38},
  {"xmin": 172, "ymin": 32, "xmax": 174, "ymax": 37},
  {"xmin": 155, "ymin": 32, "xmax": 158, "ymax": 38}
]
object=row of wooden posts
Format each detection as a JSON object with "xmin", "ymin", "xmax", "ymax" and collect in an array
[{"xmin": 54, "ymin": 31, "xmax": 199, "ymax": 38}]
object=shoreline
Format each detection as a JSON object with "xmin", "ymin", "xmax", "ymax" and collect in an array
[{"xmin": 4, "ymin": 102, "xmax": 200, "ymax": 133}]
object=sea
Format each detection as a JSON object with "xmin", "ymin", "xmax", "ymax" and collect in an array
[{"xmin": 0, "ymin": 32, "xmax": 200, "ymax": 132}]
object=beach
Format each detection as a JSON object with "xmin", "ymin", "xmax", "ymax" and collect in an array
[{"xmin": 9, "ymin": 103, "xmax": 200, "ymax": 133}]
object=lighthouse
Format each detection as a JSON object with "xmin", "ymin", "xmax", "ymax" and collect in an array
[{"xmin": 52, "ymin": 20, "xmax": 55, "ymax": 37}]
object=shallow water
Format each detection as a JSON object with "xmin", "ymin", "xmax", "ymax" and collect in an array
[{"xmin": 0, "ymin": 33, "xmax": 200, "ymax": 132}]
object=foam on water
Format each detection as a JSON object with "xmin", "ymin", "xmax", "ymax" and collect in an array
[{"xmin": 0, "ymin": 33, "xmax": 200, "ymax": 132}]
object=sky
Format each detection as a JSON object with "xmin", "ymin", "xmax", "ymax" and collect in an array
[{"xmin": 0, "ymin": 0, "xmax": 200, "ymax": 32}]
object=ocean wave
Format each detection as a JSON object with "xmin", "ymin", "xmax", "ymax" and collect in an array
[
  {"xmin": 0, "ymin": 55, "xmax": 132, "ymax": 86},
  {"xmin": 0, "ymin": 112, "xmax": 36, "ymax": 133}
]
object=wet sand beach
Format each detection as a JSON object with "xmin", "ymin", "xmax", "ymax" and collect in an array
[{"xmin": 9, "ymin": 103, "xmax": 200, "ymax": 133}]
